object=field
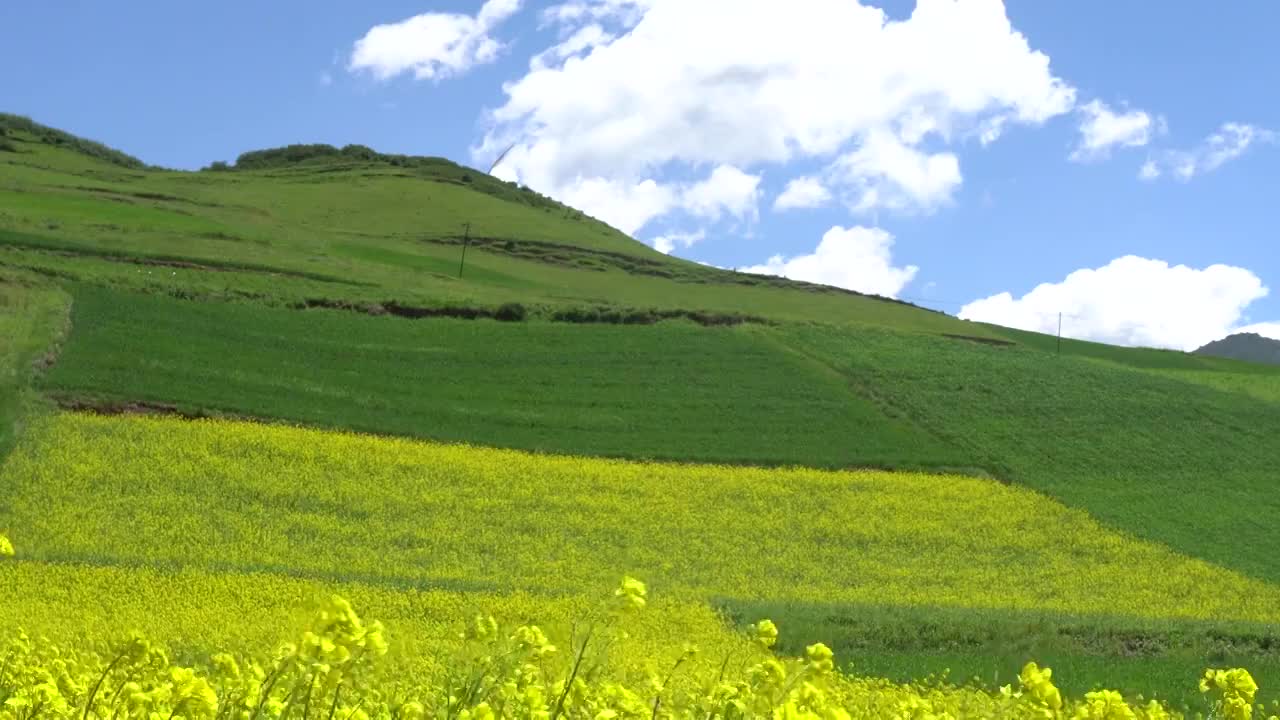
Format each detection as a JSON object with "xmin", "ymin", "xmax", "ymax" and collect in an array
[
  {"xmin": 38, "ymin": 284, "xmax": 963, "ymax": 469},
  {"xmin": 777, "ymin": 325, "xmax": 1280, "ymax": 585},
  {"xmin": 6, "ymin": 411, "xmax": 1280, "ymax": 704},
  {"xmin": 4, "ymin": 117, "xmax": 1280, "ymax": 719},
  {"xmin": 0, "ymin": 270, "xmax": 66, "ymax": 457}
]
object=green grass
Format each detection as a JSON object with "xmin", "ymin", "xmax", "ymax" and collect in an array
[
  {"xmin": 40, "ymin": 284, "xmax": 963, "ymax": 468},
  {"xmin": 0, "ymin": 269, "xmax": 68, "ymax": 461},
  {"xmin": 0, "ymin": 129, "xmax": 973, "ymax": 333},
  {"xmin": 719, "ymin": 600, "xmax": 1280, "ymax": 707},
  {"xmin": 778, "ymin": 324, "xmax": 1280, "ymax": 585}
]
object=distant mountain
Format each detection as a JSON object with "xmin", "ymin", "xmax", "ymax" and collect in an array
[{"xmin": 1195, "ymin": 333, "xmax": 1280, "ymax": 366}]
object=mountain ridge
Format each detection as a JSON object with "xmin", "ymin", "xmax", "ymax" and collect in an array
[{"xmin": 1196, "ymin": 332, "xmax": 1280, "ymax": 366}]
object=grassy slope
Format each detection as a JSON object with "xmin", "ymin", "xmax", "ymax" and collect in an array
[
  {"xmin": 6, "ymin": 412, "xmax": 1280, "ymax": 704},
  {"xmin": 0, "ymin": 269, "xmax": 68, "ymax": 461},
  {"xmin": 41, "ymin": 284, "xmax": 963, "ymax": 469},
  {"xmin": 0, "ymin": 129, "xmax": 972, "ymax": 333},
  {"xmin": 39, "ymin": 283, "xmax": 1280, "ymax": 586},
  {"xmin": 779, "ymin": 324, "xmax": 1280, "ymax": 585}
]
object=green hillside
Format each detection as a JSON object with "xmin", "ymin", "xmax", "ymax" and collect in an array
[{"xmin": 4, "ymin": 117, "xmax": 1280, "ymax": 706}]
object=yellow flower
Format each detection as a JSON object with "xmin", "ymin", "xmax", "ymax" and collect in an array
[
  {"xmin": 614, "ymin": 576, "xmax": 648, "ymax": 612},
  {"xmin": 1020, "ymin": 662, "xmax": 1063, "ymax": 712},
  {"xmin": 805, "ymin": 643, "xmax": 834, "ymax": 674},
  {"xmin": 0, "ymin": 533, "xmax": 14, "ymax": 557},
  {"xmin": 400, "ymin": 701, "xmax": 425, "ymax": 720},
  {"xmin": 752, "ymin": 619, "xmax": 780, "ymax": 649}
]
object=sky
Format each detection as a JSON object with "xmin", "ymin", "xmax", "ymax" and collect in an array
[{"xmin": 3, "ymin": 0, "xmax": 1279, "ymax": 350}]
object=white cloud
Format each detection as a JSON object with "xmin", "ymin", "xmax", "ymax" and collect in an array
[
  {"xmin": 477, "ymin": 0, "xmax": 1075, "ymax": 234},
  {"xmin": 540, "ymin": 0, "xmax": 651, "ymax": 28},
  {"xmin": 548, "ymin": 176, "xmax": 677, "ymax": 236},
  {"xmin": 649, "ymin": 230, "xmax": 705, "ymax": 255},
  {"xmin": 959, "ymin": 256, "xmax": 1272, "ymax": 351},
  {"xmin": 738, "ymin": 226, "xmax": 918, "ymax": 298},
  {"xmin": 530, "ymin": 24, "xmax": 615, "ymax": 69},
  {"xmin": 829, "ymin": 129, "xmax": 962, "ymax": 213},
  {"xmin": 683, "ymin": 165, "xmax": 762, "ymax": 222},
  {"xmin": 1144, "ymin": 122, "xmax": 1276, "ymax": 182},
  {"xmin": 349, "ymin": 0, "xmax": 522, "ymax": 81},
  {"xmin": 1071, "ymin": 100, "xmax": 1156, "ymax": 161},
  {"xmin": 1234, "ymin": 323, "xmax": 1280, "ymax": 341},
  {"xmin": 774, "ymin": 177, "xmax": 832, "ymax": 211}
]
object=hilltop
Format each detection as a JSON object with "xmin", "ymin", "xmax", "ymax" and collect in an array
[
  {"xmin": 1197, "ymin": 332, "xmax": 1280, "ymax": 366},
  {"xmin": 0, "ymin": 112, "xmax": 949, "ymax": 329},
  {"xmin": 4, "ymin": 115, "xmax": 1280, "ymax": 703}
]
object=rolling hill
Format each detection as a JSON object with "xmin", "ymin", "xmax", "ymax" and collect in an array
[{"xmin": 3, "ymin": 114, "xmax": 1280, "ymax": 706}]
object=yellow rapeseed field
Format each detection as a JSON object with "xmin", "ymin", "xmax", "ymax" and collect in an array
[
  {"xmin": 5, "ymin": 412, "xmax": 1280, "ymax": 623},
  {"xmin": 1, "ymin": 576, "xmax": 1276, "ymax": 720},
  {"xmin": 0, "ymin": 562, "xmax": 756, "ymax": 684}
]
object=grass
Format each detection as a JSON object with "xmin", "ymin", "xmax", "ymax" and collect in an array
[
  {"xmin": 5, "ymin": 412, "xmax": 1280, "ymax": 704},
  {"xmin": 0, "ymin": 129, "xmax": 974, "ymax": 332},
  {"xmin": 0, "ymin": 269, "xmax": 68, "ymax": 461},
  {"xmin": 40, "ymin": 284, "xmax": 963, "ymax": 469},
  {"xmin": 778, "ymin": 324, "xmax": 1280, "ymax": 586}
]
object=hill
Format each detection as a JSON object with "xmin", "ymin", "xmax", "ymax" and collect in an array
[
  {"xmin": 1196, "ymin": 332, "xmax": 1280, "ymax": 366},
  {"xmin": 4, "ymin": 116, "xmax": 1280, "ymax": 705}
]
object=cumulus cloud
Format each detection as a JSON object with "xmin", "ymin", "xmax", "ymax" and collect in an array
[
  {"xmin": 1071, "ymin": 100, "xmax": 1157, "ymax": 162},
  {"xmin": 477, "ymin": 0, "xmax": 1075, "ymax": 234},
  {"xmin": 774, "ymin": 177, "xmax": 833, "ymax": 211},
  {"xmin": 649, "ymin": 230, "xmax": 705, "ymax": 255},
  {"xmin": 533, "ymin": 165, "xmax": 760, "ymax": 236},
  {"xmin": 1142, "ymin": 122, "xmax": 1276, "ymax": 182},
  {"xmin": 1233, "ymin": 323, "xmax": 1280, "ymax": 341},
  {"xmin": 959, "ymin": 256, "xmax": 1273, "ymax": 351},
  {"xmin": 829, "ymin": 130, "xmax": 962, "ymax": 213},
  {"xmin": 349, "ymin": 0, "xmax": 522, "ymax": 81},
  {"xmin": 551, "ymin": 176, "xmax": 677, "ymax": 236},
  {"xmin": 738, "ymin": 226, "xmax": 919, "ymax": 298},
  {"xmin": 683, "ymin": 165, "xmax": 762, "ymax": 222}
]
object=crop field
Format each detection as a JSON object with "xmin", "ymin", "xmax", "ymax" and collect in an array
[
  {"xmin": 778, "ymin": 325, "xmax": 1280, "ymax": 586},
  {"xmin": 0, "ymin": 270, "xmax": 67, "ymax": 456},
  {"xmin": 39, "ymin": 284, "xmax": 964, "ymax": 469},
  {"xmin": 6, "ymin": 411, "xmax": 1280, "ymax": 703},
  {"xmin": 9, "ymin": 572, "xmax": 1271, "ymax": 720}
]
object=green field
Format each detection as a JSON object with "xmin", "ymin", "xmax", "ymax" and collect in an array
[
  {"xmin": 39, "ymin": 284, "xmax": 963, "ymax": 469},
  {"xmin": 4, "ymin": 116, "xmax": 1280, "ymax": 714},
  {"xmin": 779, "ymin": 325, "xmax": 1280, "ymax": 585}
]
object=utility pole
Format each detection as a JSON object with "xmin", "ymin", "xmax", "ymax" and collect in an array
[
  {"xmin": 1057, "ymin": 312, "xmax": 1063, "ymax": 355},
  {"xmin": 458, "ymin": 222, "xmax": 471, "ymax": 279}
]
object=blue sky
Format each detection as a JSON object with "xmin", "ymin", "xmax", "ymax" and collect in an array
[{"xmin": 3, "ymin": 0, "xmax": 1278, "ymax": 349}]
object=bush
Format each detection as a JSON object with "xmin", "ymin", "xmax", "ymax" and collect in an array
[{"xmin": 495, "ymin": 302, "xmax": 527, "ymax": 322}]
